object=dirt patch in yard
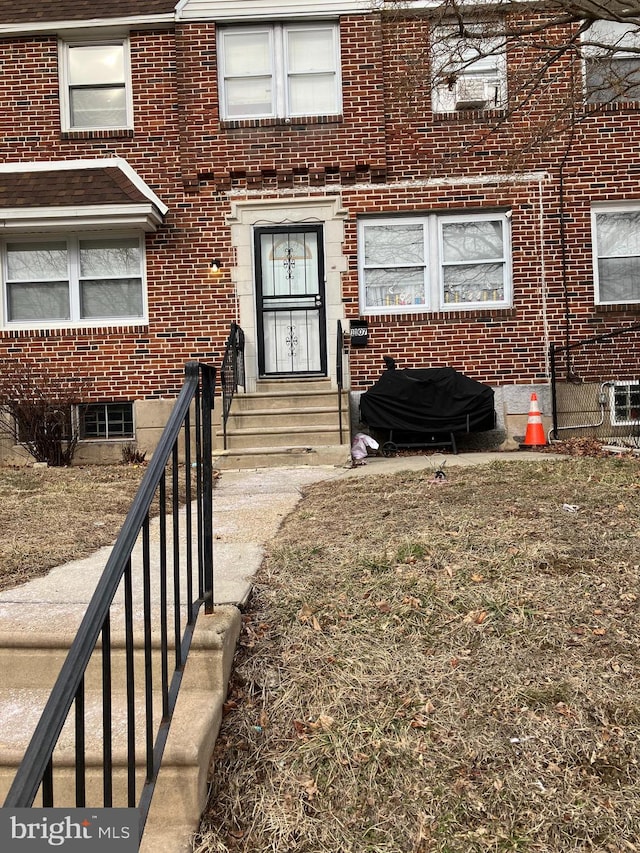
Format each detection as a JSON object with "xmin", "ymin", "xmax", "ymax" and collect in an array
[{"xmin": 196, "ymin": 456, "xmax": 640, "ymax": 853}]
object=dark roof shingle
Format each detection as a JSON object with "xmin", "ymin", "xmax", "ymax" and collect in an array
[
  {"xmin": 0, "ymin": 1, "xmax": 176, "ymax": 26},
  {"xmin": 0, "ymin": 167, "xmax": 154, "ymax": 209}
]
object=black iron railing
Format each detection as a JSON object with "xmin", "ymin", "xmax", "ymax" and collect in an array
[
  {"xmin": 4, "ymin": 361, "xmax": 216, "ymax": 843},
  {"xmin": 336, "ymin": 320, "xmax": 348, "ymax": 443},
  {"xmin": 221, "ymin": 323, "xmax": 245, "ymax": 449},
  {"xmin": 550, "ymin": 323, "xmax": 640, "ymax": 445}
]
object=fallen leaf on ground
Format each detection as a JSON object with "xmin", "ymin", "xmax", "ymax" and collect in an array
[
  {"xmin": 297, "ymin": 602, "xmax": 314, "ymax": 623},
  {"xmin": 308, "ymin": 714, "xmax": 335, "ymax": 732},
  {"xmin": 464, "ymin": 609, "xmax": 489, "ymax": 625}
]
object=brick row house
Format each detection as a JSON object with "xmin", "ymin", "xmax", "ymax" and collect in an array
[{"xmin": 1, "ymin": 0, "xmax": 640, "ymax": 465}]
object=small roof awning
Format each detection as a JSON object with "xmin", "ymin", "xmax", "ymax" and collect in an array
[{"xmin": 0, "ymin": 159, "xmax": 168, "ymax": 232}]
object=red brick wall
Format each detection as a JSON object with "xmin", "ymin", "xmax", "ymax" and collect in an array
[
  {"xmin": 175, "ymin": 17, "xmax": 388, "ymax": 191},
  {"xmin": 340, "ymin": 178, "xmax": 553, "ymax": 387},
  {"xmin": 0, "ymin": 27, "xmax": 238, "ymax": 401},
  {"xmin": 1, "ymin": 11, "xmax": 639, "ymax": 402},
  {"xmin": 349, "ymin": 11, "xmax": 640, "ymax": 387}
]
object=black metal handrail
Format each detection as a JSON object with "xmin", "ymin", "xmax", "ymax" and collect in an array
[
  {"xmin": 221, "ymin": 322, "xmax": 245, "ymax": 449},
  {"xmin": 4, "ymin": 361, "xmax": 216, "ymax": 843},
  {"xmin": 337, "ymin": 320, "xmax": 348, "ymax": 443}
]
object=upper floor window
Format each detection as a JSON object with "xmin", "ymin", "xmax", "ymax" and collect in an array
[
  {"xmin": 2, "ymin": 235, "xmax": 146, "ymax": 328},
  {"xmin": 593, "ymin": 207, "xmax": 640, "ymax": 304},
  {"xmin": 583, "ymin": 21, "xmax": 640, "ymax": 104},
  {"xmin": 218, "ymin": 23, "xmax": 341, "ymax": 120},
  {"xmin": 431, "ymin": 24, "xmax": 506, "ymax": 113},
  {"xmin": 60, "ymin": 40, "xmax": 132, "ymax": 130},
  {"xmin": 358, "ymin": 212, "xmax": 512, "ymax": 315}
]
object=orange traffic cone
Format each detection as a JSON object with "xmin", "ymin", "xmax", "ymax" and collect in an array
[{"xmin": 520, "ymin": 393, "xmax": 548, "ymax": 448}]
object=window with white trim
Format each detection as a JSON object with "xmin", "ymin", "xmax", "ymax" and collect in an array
[
  {"xmin": 583, "ymin": 21, "xmax": 640, "ymax": 104},
  {"xmin": 592, "ymin": 207, "xmax": 640, "ymax": 304},
  {"xmin": 80, "ymin": 402, "xmax": 135, "ymax": 440},
  {"xmin": 358, "ymin": 213, "xmax": 512, "ymax": 315},
  {"xmin": 60, "ymin": 40, "xmax": 132, "ymax": 130},
  {"xmin": 431, "ymin": 24, "xmax": 507, "ymax": 113},
  {"xmin": 218, "ymin": 23, "xmax": 341, "ymax": 120},
  {"xmin": 609, "ymin": 382, "xmax": 640, "ymax": 427},
  {"xmin": 2, "ymin": 235, "xmax": 146, "ymax": 327}
]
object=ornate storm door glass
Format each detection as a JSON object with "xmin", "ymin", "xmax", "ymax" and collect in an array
[{"xmin": 255, "ymin": 225, "xmax": 327, "ymax": 376}]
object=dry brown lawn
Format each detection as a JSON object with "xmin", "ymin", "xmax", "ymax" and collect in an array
[
  {"xmin": 2, "ymin": 450, "xmax": 640, "ymax": 851},
  {"xmin": 195, "ymin": 453, "xmax": 640, "ymax": 853},
  {"xmin": 0, "ymin": 464, "xmax": 146, "ymax": 591}
]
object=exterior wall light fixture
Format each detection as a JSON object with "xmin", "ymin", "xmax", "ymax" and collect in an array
[{"xmin": 210, "ymin": 258, "xmax": 222, "ymax": 274}]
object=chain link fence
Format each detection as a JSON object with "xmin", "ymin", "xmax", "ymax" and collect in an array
[{"xmin": 550, "ymin": 323, "xmax": 640, "ymax": 449}]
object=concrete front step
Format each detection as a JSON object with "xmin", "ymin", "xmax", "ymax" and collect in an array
[
  {"xmin": 0, "ymin": 604, "xmax": 214, "ymax": 694},
  {"xmin": 224, "ymin": 405, "xmax": 343, "ymax": 431},
  {"xmin": 255, "ymin": 378, "xmax": 333, "ymax": 393},
  {"xmin": 219, "ymin": 379, "xmax": 350, "ymax": 466},
  {"xmin": 213, "ymin": 443, "xmax": 351, "ymax": 470},
  {"xmin": 0, "ymin": 686, "xmax": 160, "ymax": 807},
  {"xmin": 220, "ymin": 424, "xmax": 345, "ymax": 450},
  {"xmin": 231, "ymin": 389, "xmax": 347, "ymax": 412},
  {"xmin": 0, "ymin": 607, "xmax": 241, "ymax": 852}
]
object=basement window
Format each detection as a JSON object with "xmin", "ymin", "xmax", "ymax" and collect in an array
[
  {"xmin": 609, "ymin": 382, "xmax": 640, "ymax": 427},
  {"xmin": 80, "ymin": 402, "xmax": 134, "ymax": 439}
]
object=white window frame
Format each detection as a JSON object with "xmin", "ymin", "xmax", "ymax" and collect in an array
[
  {"xmin": 79, "ymin": 401, "xmax": 135, "ymax": 440},
  {"xmin": 217, "ymin": 22, "xmax": 342, "ymax": 120},
  {"xmin": 1, "ymin": 233, "xmax": 148, "ymax": 330},
  {"xmin": 609, "ymin": 382, "xmax": 640, "ymax": 427},
  {"xmin": 59, "ymin": 38, "xmax": 133, "ymax": 132},
  {"xmin": 592, "ymin": 204, "xmax": 640, "ymax": 305},
  {"xmin": 358, "ymin": 212, "xmax": 512, "ymax": 316},
  {"xmin": 582, "ymin": 20, "xmax": 640, "ymax": 105},
  {"xmin": 431, "ymin": 24, "xmax": 507, "ymax": 113}
]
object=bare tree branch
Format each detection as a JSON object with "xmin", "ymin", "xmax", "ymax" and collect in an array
[
  {"xmin": 381, "ymin": 0, "xmax": 640, "ymax": 170},
  {"xmin": 0, "ymin": 360, "xmax": 92, "ymax": 466}
]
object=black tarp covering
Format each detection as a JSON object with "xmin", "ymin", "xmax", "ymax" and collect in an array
[{"xmin": 360, "ymin": 367, "xmax": 495, "ymax": 434}]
